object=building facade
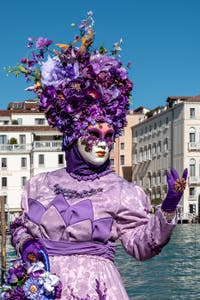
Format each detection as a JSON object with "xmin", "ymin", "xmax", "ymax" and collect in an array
[
  {"xmin": 0, "ymin": 101, "xmax": 140, "ymax": 223},
  {"xmin": 0, "ymin": 101, "xmax": 63, "ymax": 222},
  {"xmin": 132, "ymin": 95, "xmax": 200, "ymax": 222}
]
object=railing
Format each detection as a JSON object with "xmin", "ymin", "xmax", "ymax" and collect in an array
[
  {"xmin": 33, "ymin": 141, "xmax": 62, "ymax": 150},
  {"xmin": 188, "ymin": 142, "xmax": 200, "ymax": 151},
  {"xmin": 0, "ymin": 144, "xmax": 32, "ymax": 152},
  {"xmin": 0, "ymin": 141, "xmax": 62, "ymax": 152},
  {"xmin": 188, "ymin": 176, "xmax": 200, "ymax": 185}
]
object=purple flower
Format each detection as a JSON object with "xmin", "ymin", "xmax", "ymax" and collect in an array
[
  {"xmin": 36, "ymin": 37, "xmax": 53, "ymax": 49},
  {"xmin": 23, "ymin": 277, "xmax": 44, "ymax": 299},
  {"xmin": 90, "ymin": 53, "xmax": 119, "ymax": 74},
  {"xmin": 41, "ymin": 56, "xmax": 66, "ymax": 87}
]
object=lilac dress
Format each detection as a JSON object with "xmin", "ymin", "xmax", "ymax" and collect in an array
[{"xmin": 11, "ymin": 168, "xmax": 175, "ymax": 299}]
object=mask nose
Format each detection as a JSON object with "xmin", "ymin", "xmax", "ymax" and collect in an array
[{"xmin": 98, "ymin": 141, "xmax": 107, "ymax": 150}]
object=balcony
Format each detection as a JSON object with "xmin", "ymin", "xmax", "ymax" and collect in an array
[
  {"xmin": 0, "ymin": 141, "xmax": 63, "ymax": 153},
  {"xmin": 33, "ymin": 141, "xmax": 62, "ymax": 151},
  {"xmin": 0, "ymin": 144, "xmax": 32, "ymax": 152},
  {"xmin": 188, "ymin": 195, "xmax": 198, "ymax": 201},
  {"xmin": 188, "ymin": 142, "xmax": 200, "ymax": 151},
  {"xmin": 189, "ymin": 176, "xmax": 200, "ymax": 185}
]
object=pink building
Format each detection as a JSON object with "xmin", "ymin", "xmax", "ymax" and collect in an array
[{"xmin": 110, "ymin": 108, "xmax": 147, "ymax": 180}]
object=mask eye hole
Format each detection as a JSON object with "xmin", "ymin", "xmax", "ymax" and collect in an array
[
  {"xmin": 88, "ymin": 129, "xmax": 100, "ymax": 139},
  {"xmin": 105, "ymin": 131, "xmax": 114, "ymax": 140}
]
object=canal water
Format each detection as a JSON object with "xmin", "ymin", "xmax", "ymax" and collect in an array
[{"xmin": 1, "ymin": 224, "xmax": 200, "ymax": 299}]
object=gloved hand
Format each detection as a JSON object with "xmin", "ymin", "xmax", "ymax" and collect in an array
[
  {"xmin": 161, "ymin": 168, "xmax": 188, "ymax": 213},
  {"xmin": 21, "ymin": 238, "xmax": 47, "ymax": 265}
]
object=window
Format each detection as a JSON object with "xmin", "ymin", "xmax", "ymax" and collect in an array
[
  {"xmin": 2, "ymin": 177, "xmax": 7, "ymax": 188},
  {"xmin": 58, "ymin": 154, "xmax": 64, "ymax": 165},
  {"xmin": 143, "ymin": 147, "xmax": 147, "ymax": 161},
  {"xmin": 19, "ymin": 135, "xmax": 26, "ymax": 144},
  {"xmin": 121, "ymin": 129, "xmax": 125, "ymax": 136},
  {"xmin": 110, "ymin": 159, "xmax": 114, "ymax": 168},
  {"xmin": 166, "ymin": 117, "xmax": 169, "ymax": 125},
  {"xmin": 189, "ymin": 128, "xmax": 195, "ymax": 143},
  {"xmin": 21, "ymin": 157, "xmax": 27, "ymax": 168},
  {"xmin": 164, "ymin": 138, "xmax": 168, "ymax": 151},
  {"xmin": 157, "ymin": 172, "xmax": 161, "ymax": 184},
  {"xmin": 157, "ymin": 141, "xmax": 161, "ymax": 153},
  {"xmin": 189, "ymin": 187, "xmax": 195, "ymax": 197},
  {"xmin": 0, "ymin": 135, "xmax": 7, "ymax": 144},
  {"xmin": 189, "ymin": 158, "xmax": 196, "ymax": 176},
  {"xmin": 189, "ymin": 204, "xmax": 196, "ymax": 214},
  {"xmin": 152, "ymin": 143, "xmax": 157, "ymax": 156},
  {"xmin": 39, "ymin": 154, "xmax": 44, "ymax": 166},
  {"xmin": 21, "ymin": 176, "xmax": 27, "ymax": 187},
  {"xmin": 190, "ymin": 108, "xmax": 195, "ymax": 119},
  {"xmin": 133, "ymin": 151, "xmax": 137, "ymax": 164},
  {"xmin": 120, "ymin": 142, "xmax": 125, "ymax": 150},
  {"xmin": 120, "ymin": 155, "xmax": 125, "ymax": 165},
  {"xmin": 17, "ymin": 118, "xmax": 23, "ymax": 125},
  {"xmin": 148, "ymin": 145, "xmax": 152, "ymax": 160},
  {"xmin": 35, "ymin": 118, "xmax": 45, "ymax": 125},
  {"xmin": 147, "ymin": 174, "xmax": 151, "ymax": 189},
  {"xmin": 139, "ymin": 149, "xmax": 143, "ymax": 162},
  {"xmin": 1, "ymin": 158, "xmax": 7, "ymax": 168}
]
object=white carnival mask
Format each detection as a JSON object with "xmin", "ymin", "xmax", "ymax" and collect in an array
[{"xmin": 77, "ymin": 123, "xmax": 114, "ymax": 166}]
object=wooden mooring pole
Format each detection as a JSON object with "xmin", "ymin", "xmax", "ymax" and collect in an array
[{"xmin": 0, "ymin": 196, "xmax": 6, "ymax": 285}]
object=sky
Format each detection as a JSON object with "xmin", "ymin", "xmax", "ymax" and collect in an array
[{"xmin": 1, "ymin": 0, "xmax": 200, "ymax": 110}]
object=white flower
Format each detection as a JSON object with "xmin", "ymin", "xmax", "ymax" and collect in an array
[{"xmin": 38, "ymin": 272, "xmax": 60, "ymax": 295}]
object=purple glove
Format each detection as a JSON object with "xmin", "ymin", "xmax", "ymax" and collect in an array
[
  {"xmin": 161, "ymin": 168, "xmax": 188, "ymax": 213},
  {"xmin": 21, "ymin": 238, "xmax": 47, "ymax": 265}
]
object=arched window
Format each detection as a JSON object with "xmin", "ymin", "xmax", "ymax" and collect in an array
[
  {"xmin": 189, "ymin": 158, "xmax": 196, "ymax": 177},
  {"xmin": 147, "ymin": 172, "xmax": 152, "ymax": 189},
  {"xmin": 189, "ymin": 127, "xmax": 195, "ymax": 143},
  {"xmin": 144, "ymin": 146, "xmax": 147, "ymax": 161},
  {"xmin": 157, "ymin": 171, "xmax": 161, "ymax": 184},
  {"xmin": 148, "ymin": 145, "xmax": 152, "ymax": 160},
  {"xmin": 164, "ymin": 138, "xmax": 168, "ymax": 151},
  {"xmin": 139, "ymin": 148, "xmax": 143, "ymax": 162}
]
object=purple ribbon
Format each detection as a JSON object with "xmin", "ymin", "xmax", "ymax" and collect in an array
[{"xmin": 38, "ymin": 238, "xmax": 116, "ymax": 262}]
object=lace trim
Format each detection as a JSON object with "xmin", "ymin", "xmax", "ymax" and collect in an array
[
  {"xmin": 54, "ymin": 184, "xmax": 103, "ymax": 199},
  {"xmin": 68, "ymin": 169, "xmax": 113, "ymax": 181}
]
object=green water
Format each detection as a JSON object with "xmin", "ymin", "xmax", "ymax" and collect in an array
[{"xmin": 1, "ymin": 224, "xmax": 200, "ymax": 299}]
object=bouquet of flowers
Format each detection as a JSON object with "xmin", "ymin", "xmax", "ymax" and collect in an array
[{"xmin": 0, "ymin": 251, "xmax": 62, "ymax": 300}]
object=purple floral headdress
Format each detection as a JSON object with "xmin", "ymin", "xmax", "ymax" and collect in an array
[{"xmin": 7, "ymin": 11, "xmax": 133, "ymax": 148}]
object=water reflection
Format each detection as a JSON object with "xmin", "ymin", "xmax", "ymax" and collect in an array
[{"xmin": 115, "ymin": 224, "xmax": 200, "ymax": 300}]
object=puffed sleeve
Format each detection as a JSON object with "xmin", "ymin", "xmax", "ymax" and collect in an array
[
  {"xmin": 10, "ymin": 179, "xmax": 33, "ymax": 255},
  {"xmin": 10, "ymin": 172, "xmax": 48, "ymax": 255},
  {"xmin": 116, "ymin": 180, "xmax": 176, "ymax": 261}
]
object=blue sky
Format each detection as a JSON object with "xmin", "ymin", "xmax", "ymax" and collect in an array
[{"xmin": 1, "ymin": 0, "xmax": 200, "ymax": 110}]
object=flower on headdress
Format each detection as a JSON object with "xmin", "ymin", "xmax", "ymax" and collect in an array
[
  {"xmin": 41, "ymin": 56, "xmax": 65, "ymax": 87},
  {"xmin": 6, "ymin": 11, "xmax": 133, "ymax": 149},
  {"xmin": 36, "ymin": 37, "xmax": 53, "ymax": 49}
]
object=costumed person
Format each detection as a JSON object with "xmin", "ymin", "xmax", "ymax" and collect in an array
[{"xmin": 9, "ymin": 12, "xmax": 187, "ymax": 299}]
